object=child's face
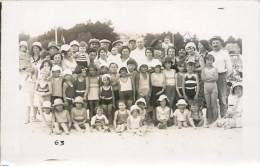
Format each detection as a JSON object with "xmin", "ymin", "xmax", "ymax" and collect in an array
[
  {"xmin": 168, "ymin": 48, "xmax": 175, "ymax": 57},
  {"xmin": 71, "ymin": 45, "xmax": 79, "ymax": 53},
  {"xmin": 185, "ymin": 46, "xmax": 195, "ymax": 55},
  {"xmin": 49, "ymin": 47, "xmax": 58, "ymax": 55},
  {"xmin": 154, "ymin": 66, "xmax": 161, "ymax": 73},
  {"xmin": 52, "ymin": 70, "xmax": 61, "ymax": 78},
  {"xmin": 89, "ymin": 68, "xmax": 96, "ymax": 76},
  {"xmin": 20, "ymin": 46, "xmax": 27, "ymax": 52},
  {"xmin": 160, "ymin": 99, "xmax": 167, "ymax": 107},
  {"xmin": 45, "ymin": 55, "xmax": 51, "ymax": 61},
  {"xmin": 43, "ymin": 108, "xmax": 51, "ymax": 114},
  {"xmin": 79, "ymin": 47, "xmax": 86, "ymax": 53},
  {"xmin": 109, "ymin": 63, "xmax": 118, "ymax": 73},
  {"xmin": 111, "ymin": 47, "xmax": 118, "ymax": 55},
  {"xmin": 100, "ymin": 67, "xmax": 109, "ymax": 75},
  {"xmin": 137, "ymin": 103, "xmax": 145, "ymax": 109},
  {"xmin": 75, "ymin": 103, "xmax": 83, "ymax": 109},
  {"xmin": 140, "ymin": 66, "xmax": 148, "ymax": 73},
  {"xmin": 145, "ymin": 50, "xmax": 153, "ymax": 60},
  {"xmin": 187, "ymin": 63, "xmax": 195, "ymax": 73},
  {"xmin": 234, "ymin": 86, "xmax": 243, "ymax": 97},
  {"xmin": 102, "ymin": 77, "xmax": 110, "ymax": 86},
  {"xmin": 118, "ymin": 102, "xmax": 126, "ymax": 110},
  {"xmin": 177, "ymin": 104, "xmax": 186, "ymax": 110},
  {"xmin": 89, "ymin": 52, "xmax": 97, "ymax": 61},
  {"xmin": 164, "ymin": 37, "xmax": 170, "ymax": 43},
  {"xmin": 99, "ymin": 50, "xmax": 107, "ymax": 59},
  {"xmin": 43, "ymin": 62, "xmax": 51, "ymax": 71},
  {"xmin": 211, "ymin": 40, "xmax": 222, "ymax": 51},
  {"xmin": 127, "ymin": 64, "xmax": 136, "ymax": 73},
  {"xmin": 165, "ymin": 62, "xmax": 171, "ymax": 69},
  {"xmin": 120, "ymin": 70, "xmax": 128, "ymax": 77},
  {"xmin": 101, "ymin": 43, "xmax": 109, "ymax": 50},
  {"xmin": 178, "ymin": 49, "xmax": 186, "ymax": 57},
  {"xmin": 132, "ymin": 110, "xmax": 139, "ymax": 118},
  {"xmin": 154, "ymin": 50, "xmax": 162, "ymax": 59},
  {"xmin": 55, "ymin": 105, "xmax": 63, "ymax": 111},
  {"xmin": 205, "ymin": 58, "xmax": 214, "ymax": 66},
  {"xmin": 97, "ymin": 109, "xmax": 103, "ymax": 116},
  {"xmin": 178, "ymin": 65, "xmax": 185, "ymax": 72},
  {"xmin": 129, "ymin": 41, "xmax": 136, "ymax": 50},
  {"xmin": 54, "ymin": 54, "xmax": 62, "ymax": 64}
]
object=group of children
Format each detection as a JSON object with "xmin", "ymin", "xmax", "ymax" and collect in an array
[{"xmin": 19, "ymin": 37, "xmax": 243, "ymax": 135}]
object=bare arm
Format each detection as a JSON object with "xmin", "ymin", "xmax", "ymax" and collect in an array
[
  {"xmin": 113, "ymin": 111, "xmax": 118, "ymax": 128},
  {"xmin": 195, "ymin": 74, "xmax": 199, "ymax": 99}
]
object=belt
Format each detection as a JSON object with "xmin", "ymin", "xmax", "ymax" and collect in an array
[
  {"xmin": 66, "ymin": 97, "xmax": 74, "ymax": 101},
  {"xmin": 218, "ymin": 72, "xmax": 227, "ymax": 75},
  {"xmin": 76, "ymin": 90, "xmax": 85, "ymax": 93},
  {"xmin": 185, "ymin": 87, "xmax": 196, "ymax": 90}
]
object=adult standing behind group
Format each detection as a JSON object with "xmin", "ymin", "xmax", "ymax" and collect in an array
[
  {"xmin": 209, "ymin": 36, "xmax": 232, "ymax": 118},
  {"xmin": 130, "ymin": 38, "xmax": 147, "ymax": 65}
]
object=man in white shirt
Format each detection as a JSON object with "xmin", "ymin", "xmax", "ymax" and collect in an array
[
  {"xmin": 209, "ymin": 36, "xmax": 233, "ymax": 118},
  {"xmin": 130, "ymin": 38, "xmax": 146, "ymax": 64}
]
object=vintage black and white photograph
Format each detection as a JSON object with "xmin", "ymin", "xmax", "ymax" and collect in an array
[{"xmin": 1, "ymin": 1, "xmax": 260, "ymax": 166}]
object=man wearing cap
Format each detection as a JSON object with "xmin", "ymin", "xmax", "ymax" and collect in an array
[
  {"xmin": 209, "ymin": 36, "xmax": 232, "ymax": 118},
  {"xmin": 130, "ymin": 37, "xmax": 147, "ymax": 64},
  {"xmin": 112, "ymin": 40, "xmax": 123, "ymax": 48},
  {"xmin": 100, "ymin": 39, "xmax": 112, "ymax": 57},
  {"xmin": 89, "ymin": 38, "xmax": 100, "ymax": 50},
  {"xmin": 128, "ymin": 38, "xmax": 137, "ymax": 51}
]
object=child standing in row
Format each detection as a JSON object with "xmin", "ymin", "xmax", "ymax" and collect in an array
[
  {"xmin": 53, "ymin": 98, "xmax": 71, "ymax": 135},
  {"xmin": 118, "ymin": 67, "xmax": 134, "ymax": 109},
  {"xmin": 175, "ymin": 62, "xmax": 185, "ymax": 100},
  {"xmin": 87, "ymin": 65, "xmax": 100, "ymax": 117},
  {"xmin": 163, "ymin": 57, "xmax": 177, "ymax": 110},
  {"xmin": 136, "ymin": 64, "xmax": 151, "ymax": 103},
  {"xmin": 114, "ymin": 101, "xmax": 130, "ymax": 133},
  {"xmin": 183, "ymin": 59, "xmax": 199, "ymax": 103},
  {"xmin": 71, "ymin": 96, "xmax": 90, "ymax": 133},
  {"xmin": 63, "ymin": 69, "xmax": 75, "ymax": 111},
  {"xmin": 100, "ymin": 74, "xmax": 115, "ymax": 124},
  {"xmin": 51, "ymin": 65, "xmax": 63, "ymax": 103},
  {"xmin": 109, "ymin": 63, "xmax": 120, "ymax": 108},
  {"xmin": 201, "ymin": 54, "xmax": 219, "ymax": 124}
]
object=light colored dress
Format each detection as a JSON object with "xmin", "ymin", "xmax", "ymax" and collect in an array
[{"xmin": 88, "ymin": 76, "xmax": 99, "ymax": 100}]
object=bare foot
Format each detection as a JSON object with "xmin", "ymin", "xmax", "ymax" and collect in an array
[{"xmin": 24, "ymin": 121, "xmax": 30, "ymax": 124}]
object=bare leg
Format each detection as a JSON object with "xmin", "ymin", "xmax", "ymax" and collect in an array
[
  {"xmin": 183, "ymin": 121, "xmax": 188, "ymax": 128},
  {"xmin": 177, "ymin": 121, "xmax": 182, "ymax": 129},
  {"xmin": 54, "ymin": 123, "xmax": 61, "ymax": 135},
  {"xmin": 107, "ymin": 104, "xmax": 113, "ymax": 125},
  {"xmin": 73, "ymin": 122, "xmax": 83, "ymax": 132},
  {"xmin": 60, "ymin": 123, "xmax": 69, "ymax": 135}
]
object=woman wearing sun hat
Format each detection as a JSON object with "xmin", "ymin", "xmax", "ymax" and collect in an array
[
  {"xmin": 61, "ymin": 44, "xmax": 77, "ymax": 72},
  {"xmin": 47, "ymin": 41, "xmax": 60, "ymax": 60}
]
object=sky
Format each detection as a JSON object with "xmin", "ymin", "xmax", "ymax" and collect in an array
[{"xmin": 4, "ymin": 1, "xmax": 257, "ymax": 40}]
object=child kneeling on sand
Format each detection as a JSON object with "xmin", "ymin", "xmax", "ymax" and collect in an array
[
  {"xmin": 71, "ymin": 96, "xmax": 90, "ymax": 133},
  {"xmin": 127, "ymin": 105, "xmax": 143, "ymax": 136},
  {"xmin": 53, "ymin": 98, "xmax": 72, "ymax": 135},
  {"xmin": 173, "ymin": 99, "xmax": 191, "ymax": 129},
  {"xmin": 156, "ymin": 95, "xmax": 174, "ymax": 129},
  {"xmin": 217, "ymin": 83, "xmax": 243, "ymax": 129},
  {"xmin": 90, "ymin": 107, "xmax": 110, "ymax": 132},
  {"xmin": 41, "ymin": 101, "xmax": 55, "ymax": 134},
  {"xmin": 114, "ymin": 101, "xmax": 130, "ymax": 133}
]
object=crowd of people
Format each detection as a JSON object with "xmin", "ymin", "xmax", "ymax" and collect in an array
[{"xmin": 19, "ymin": 35, "xmax": 243, "ymax": 135}]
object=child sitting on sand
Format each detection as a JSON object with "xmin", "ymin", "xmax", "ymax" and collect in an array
[
  {"xmin": 71, "ymin": 96, "xmax": 90, "ymax": 133},
  {"xmin": 217, "ymin": 83, "xmax": 243, "ymax": 129},
  {"xmin": 41, "ymin": 101, "xmax": 55, "ymax": 134},
  {"xmin": 173, "ymin": 99, "xmax": 191, "ymax": 129},
  {"xmin": 127, "ymin": 105, "xmax": 143, "ymax": 136},
  {"xmin": 90, "ymin": 107, "xmax": 110, "ymax": 132},
  {"xmin": 156, "ymin": 94, "xmax": 174, "ymax": 129},
  {"xmin": 188, "ymin": 99, "xmax": 208, "ymax": 128},
  {"xmin": 114, "ymin": 101, "xmax": 130, "ymax": 133},
  {"xmin": 53, "ymin": 98, "xmax": 72, "ymax": 135}
]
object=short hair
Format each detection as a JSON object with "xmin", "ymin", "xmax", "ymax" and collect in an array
[
  {"xmin": 204, "ymin": 53, "xmax": 215, "ymax": 63},
  {"xmin": 97, "ymin": 47, "xmax": 107, "ymax": 56},
  {"xmin": 109, "ymin": 62, "xmax": 118, "ymax": 68},
  {"xmin": 167, "ymin": 47, "xmax": 176, "ymax": 55},
  {"xmin": 87, "ymin": 48, "xmax": 97, "ymax": 54},
  {"xmin": 119, "ymin": 46, "xmax": 131, "ymax": 54},
  {"xmin": 145, "ymin": 47, "xmax": 154, "ymax": 57},
  {"xmin": 40, "ymin": 60, "xmax": 53, "ymax": 70}
]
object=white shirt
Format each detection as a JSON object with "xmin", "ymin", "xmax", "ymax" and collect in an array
[
  {"xmin": 108, "ymin": 54, "xmax": 121, "ymax": 65},
  {"xmin": 209, "ymin": 49, "xmax": 232, "ymax": 75},
  {"xmin": 144, "ymin": 58, "xmax": 162, "ymax": 69},
  {"xmin": 130, "ymin": 48, "xmax": 146, "ymax": 65}
]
